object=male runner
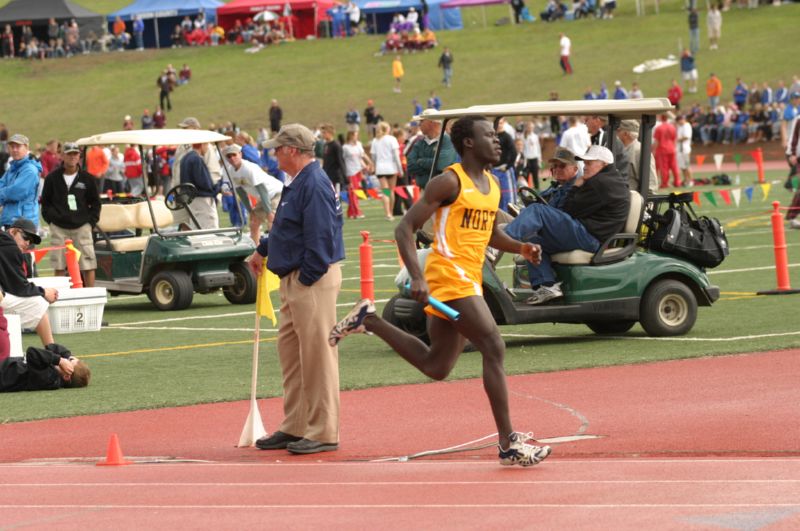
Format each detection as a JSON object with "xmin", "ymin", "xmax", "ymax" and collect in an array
[{"xmin": 330, "ymin": 116, "xmax": 551, "ymax": 467}]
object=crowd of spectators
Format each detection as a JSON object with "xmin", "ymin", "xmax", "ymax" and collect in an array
[{"xmin": 0, "ymin": 18, "xmax": 113, "ymax": 59}]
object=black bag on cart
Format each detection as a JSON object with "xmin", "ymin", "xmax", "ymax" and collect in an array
[{"xmin": 648, "ymin": 195, "xmax": 729, "ymax": 269}]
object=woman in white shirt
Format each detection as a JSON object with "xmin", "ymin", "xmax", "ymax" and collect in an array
[
  {"xmin": 370, "ymin": 121, "xmax": 402, "ymax": 220},
  {"xmin": 342, "ymin": 131, "xmax": 378, "ymax": 219}
]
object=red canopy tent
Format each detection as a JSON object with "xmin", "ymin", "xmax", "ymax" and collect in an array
[{"xmin": 217, "ymin": 0, "xmax": 335, "ymax": 39}]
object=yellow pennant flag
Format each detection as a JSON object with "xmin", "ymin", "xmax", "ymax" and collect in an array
[
  {"xmin": 256, "ymin": 261, "xmax": 280, "ymax": 325},
  {"xmin": 759, "ymin": 182, "xmax": 771, "ymax": 201},
  {"xmin": 65, "ymin": 241, "xmax": 82, "ymax": 261},
  {"xmin": 355, "ymin": 190, "xmax": 367, "ymax": 200}
]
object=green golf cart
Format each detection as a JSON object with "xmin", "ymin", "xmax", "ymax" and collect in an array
[
  {"xmin": 76, "ymin": 129, "xmax": 257, "ymax": 311},
  {"xmin": 383, "ymin": 99, "xmax": 722, "ymax": 339}
]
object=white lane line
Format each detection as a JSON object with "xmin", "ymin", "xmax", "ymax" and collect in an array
[
  {"xmin": 708, "ymin": 263, "xmax": 800, "ymax": 275},
  {"xmin": 0, "ymin": 504, "xmax": 797, "ymax": 509},
  {"xmin": 503, "ymin": 330, "xmax": 800, "ymax": 341},
  {"xmin": 3, "ymin": 480, "xmax": 798, "ymax": 487}
]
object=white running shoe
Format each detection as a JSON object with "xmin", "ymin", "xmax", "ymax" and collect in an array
[
  {"xmin": 526, "ymin": 282, "xmax": 563, "ymax": 305},
  {"xmin": 328, "ymin": 298, "xmax": 376, "ymax": 346},
  {"xmin": 498, "ymin": 432, "xmax": 552, "ymax": 467}
]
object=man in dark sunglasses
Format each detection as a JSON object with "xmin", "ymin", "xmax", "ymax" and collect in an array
[{"xmin": 0, "ymin": 218, "xmax": 61, "ymax": 351}]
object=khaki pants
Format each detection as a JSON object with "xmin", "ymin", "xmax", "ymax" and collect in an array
[{"xmin": 277, "ymin": 263, "xmax": 342, "ymax": 443}]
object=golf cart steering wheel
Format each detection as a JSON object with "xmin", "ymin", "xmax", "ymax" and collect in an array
[
  {"xmin": 518, "ymin": 186, "xmax": 547, "ymax": 207},
  {"xmin": 165, "ymin": 183, "xmax": 198, "ymax": 211}
]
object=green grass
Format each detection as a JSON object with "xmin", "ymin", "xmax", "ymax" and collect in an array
[
  {"xmin": 1, "ymin": 167, "xmax": 798, "ymax": 423},
  {"xmin": 0, "ymin": 1, "xmax": 796, "ymax": 146},
  {"xmin": 1, "ymin": 1, "xmax": 798, "ymax": 422}
]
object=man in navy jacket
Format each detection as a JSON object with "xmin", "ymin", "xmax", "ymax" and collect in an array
[{"xmin": 248, "ymin": 124, "xmax": 345, "ymax": 455}]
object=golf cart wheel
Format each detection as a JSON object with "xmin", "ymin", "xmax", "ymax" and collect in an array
[
  {"xmin": 640, "ymin": 279, "xmax": 697, "ymax": 337},
  {"xmin": 586, "ymin": 320, "xmax": 636, "ymax": 335},
  {"xmin": 224, "ymin": 262, "xmax": 257, "ymax": 304},
  {"xmin": 382, "ymin": 294, "xmax": 430, "ymax": 345},
  {"xmin": 149, "ymin": 270, "xmax": 194, "ymax": 311}
]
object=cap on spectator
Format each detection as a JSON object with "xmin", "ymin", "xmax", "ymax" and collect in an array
[
  {"xmin": 262, "ymin": 123, "xmax": 316, "ymax": 152},
  {"xmin": 548, "ymin": 147, "xmax": 578, "ymax": 165},
  {"xmin": 222, "ymin": 144, "xmax": 241, "ymax": 156},
  {"xmin": 178, "ymin": 117, "xmax": 201, "ymax": 129},
  {"xmin": 792, "ymin": 92, "xmax": 800, "ymax": 99},
  {"xmin": 614, "ymin": 80, "xmax": 621, "ymax": 86},
  {"xmin": 577, "ymin": 145, "xmax": 614, "ymax": 165},
  {"xmin": 8, "ymin": 134, "xmax": 29, "ymax": 146},
  {"xmin": 62, "ymin": 142, "xmax": 80, "ymax": 153},
  {"xmin": 124, "ymin": 115, "xmax": 132, "ymax": 121},
  {"xmin": 10, "ymin": 218, "xmax": 41, "ymax": 244},
  {"xmin": 618, "ymin": 120, "xmax": 640, "ymax": 134}
]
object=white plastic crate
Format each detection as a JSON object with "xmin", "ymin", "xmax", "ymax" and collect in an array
[
  {"xmin": 31, "ymin": 276, "xmax": 72, "ymax": 289},
  {"xmin": 47, "ymin": 287, "xmax": 107, "ymax": 334}
]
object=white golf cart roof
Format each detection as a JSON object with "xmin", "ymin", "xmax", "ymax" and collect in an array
[
  {"xmin": 75, "ymin": 129, "xmax": 231, "ymax": 146},
  {"xmin": 416, "ymin": 98, "xmax": 674, "ymax": 120}
]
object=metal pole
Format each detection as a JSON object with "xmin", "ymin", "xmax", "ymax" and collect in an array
[{"xmin": 154, "ymin": 13, "xmax": 160, "ymax": 48}]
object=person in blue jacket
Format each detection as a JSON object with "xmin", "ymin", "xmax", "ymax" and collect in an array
[
  {"xmin": 0, "ymin": 134, "xmax": 41, "ymax": 229},
  {"xmin": 248, "ymin": 123, "xmax": 345, "ymax": 456}
]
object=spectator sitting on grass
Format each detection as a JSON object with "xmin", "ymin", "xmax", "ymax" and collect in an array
[
  {"xmin": 0, "ymin": 218, "xmax": 60, "ymax": 348},
  {"xmin": 0, "ymin": 344, "xmax": 90, "ymax": 392}
]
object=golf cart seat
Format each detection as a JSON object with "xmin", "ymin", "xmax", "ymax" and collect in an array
[
  {"xmin": 96, "ymin": 201, "xmax": 174, "ymax": 252},
  {"xmin": 551, "ymin": 190, "xmax": 643, "ymax": 266}
]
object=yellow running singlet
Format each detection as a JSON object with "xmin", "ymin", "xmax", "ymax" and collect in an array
[{"xmin": 424, "ymin": 163, "xmax": 499, "ymax": 318}]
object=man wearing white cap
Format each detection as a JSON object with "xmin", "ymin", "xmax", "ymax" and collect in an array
[
  {"xmin": 504, "ymin": 145, "xmax": 629, "ymax": 304},
  {"xmin": 1, "ymin": 134, "xmax": 41, "ymax": 230},
  {"xmin": 220, "ymin": 143, "xmax": 283, "ymax": 241}
]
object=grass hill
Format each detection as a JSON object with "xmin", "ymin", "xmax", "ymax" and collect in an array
[{"xmin": 0, "ymin": 1, "xmax": 796, "ymax": 146}]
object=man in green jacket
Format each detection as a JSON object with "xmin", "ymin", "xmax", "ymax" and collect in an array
[{"xmin": 406, "ymin": 117, "xmax": 458, "ymax": 189}]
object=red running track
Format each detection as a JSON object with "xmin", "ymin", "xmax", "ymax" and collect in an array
[{"xmin": 0, "ymin": 350, "xmax": 798, "ymax": 528}]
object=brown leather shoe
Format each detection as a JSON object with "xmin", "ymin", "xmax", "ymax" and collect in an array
[{"xmin": 255, "ymin": 431, "xmax": 302, "ymax": 450}]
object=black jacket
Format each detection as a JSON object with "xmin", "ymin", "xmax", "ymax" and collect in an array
[
  {"xmin": 41, "ymin": 166, "xmax": 102, "ymax": 229},
  {"xmin": 0, "ymin": 346, "xmax": 68, "ymax": 392},
  {"xmin": 563, "ymin": 165, "xmax": 630, "ymax": 242},
  {"xmin": 497, "ymin": 131, "xmax": 517, "ymax": 169},
  {"xmin": 322, "ymin": 140, "xmax": 347, "ymax": 186},
  {"xmin": 0, "ymin": 231, "xmax": 44, "ymax": 298}
]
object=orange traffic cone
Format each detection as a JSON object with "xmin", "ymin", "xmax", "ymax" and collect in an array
[{"xmin": 97, "ymin": 434, "xmax": 133, "ymax": 466}]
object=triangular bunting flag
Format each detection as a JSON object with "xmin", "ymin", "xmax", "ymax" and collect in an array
[
  {"xmin": 366, "ymin": 188, "xmax": 380, "ymax": 199},
  {"xmin": 718, "ymin": 189, "xmax": 731, "ymax": 206},
  {"xmin": 412, "ymin": 185, "xmax": 421, "ymax": 202},
  {"xmin": 792, "ymin": 176, "xmax": 800, "ymax": 191},
  {"xmin": 713, "ymin": 153, "xmax": 724, "ymax": 170},
  {"xmin": 744, "ymin": 186, "xmax": 754, "ymax": 202},
  {"xmin": 340, "ymin": 191, "xmax": 349, "ymax": 204},
  {"xmin": 731, "ymin": 188, "xmax": 741, "ymax": 207},
  {"xmin": 355, "ymin": 190, "xmax": 367, "ymax": 199},
  {"xmin": 32, "ymin": 249, "xmax": 50, "ymax": 264},
  {"xmin": 760, "ymin": 182, "xmax": 771, "ymax": 201},
  {"xmin": 394, "ymin": 186, "xmax": 409, "ymax": 200},
  {"xmin": 383, "ymin": 188, "xmax": 392, "ymax": 198},
  {"xmin": 733, "ymin": 153, "xmax": 742, "ymax": 167},
  {"xmin": 703, "ymin": 191, "xmax": 717, "ymax": 207},
  {"xmin": 693, "ymin": 191, "xmax": 701, "ymax": 206},
  {"xmin": 405, "ymin": 185, "xmax": 415, "ymax": 201},
  {"xmin": 695, "ymin": 154, "xmax": 706, "ymax": 167}
]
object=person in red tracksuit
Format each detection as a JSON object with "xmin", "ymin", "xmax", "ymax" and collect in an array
[{"xmin": 652, "ymin": 113, "xmax": 681, "ymax": 188}]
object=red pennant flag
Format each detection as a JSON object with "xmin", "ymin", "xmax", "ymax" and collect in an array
[
  {"xmin": 718, "ymin": 189, "xmax": 731, "ymax": 205},
  {"xmin": 32, "ymin": 249, "xmax": 50, "ymax": 264},
  {"xmin": 394, "ymin": 186, "xmax": 409, "ymax": 199},
  {"xmin": 413, "ymin": 185, "xmax": 421, "ymax": 203},
  {"xmin": 693, "ymin": 191, "xmax": 701, "ymax": 207},
  {"xmin": 695, "ymin": 154, "xmax": 705, "ymax": 167},
  {"xmin": 366, "ymin": 188, "xmax": 380, "ymax": 199}
]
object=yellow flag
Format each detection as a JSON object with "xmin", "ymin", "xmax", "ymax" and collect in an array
[
  {"xmin": 65, "ymin": 241, "xmax": 82, "ymax": 261},
  {"xmin": 355, "ymin": 190, "xmax": 367, "ymax": 200},
  {"xmin": 759, "ymin": 183, "xmax": 771, "ymax": 202},
  {"xmin": 256, "ymin": 261, "xmax": 280, "ymax": 325}
]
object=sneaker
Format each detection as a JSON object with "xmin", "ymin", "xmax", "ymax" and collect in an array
[
  {"xmin": 790, "ymin": 219, "xmax": 800, "ymax": 230},
  {"xmin": 328, "ymin": 298, "xmax": 376, "ymax": 346},
  {"xmin": 525, "ymin": 282, "xmax": 563, "ymax": 305},
  {"xmin": 498, "ymin": 432, "xmax": 552, "ymax": 467}
]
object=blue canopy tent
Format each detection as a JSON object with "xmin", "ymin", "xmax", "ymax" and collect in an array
[
  {"xmin": 108, "ymin": 0, "xmax": 222, "ymax": 48},
  {"xmin": 357, "ymin": 0, "xmax": 462, "ymax": 33}
]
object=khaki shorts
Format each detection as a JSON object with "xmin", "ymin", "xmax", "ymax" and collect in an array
[
  {"xmin": 251, "ymin": 194, "xmax": 281, "ymax": 221},
  {"xmin": 677, "ymin": 152, "xmax": 691, "ymax": 170},
  {"xmin": 49, "ymin": 223, "xmax": 97, "ymax": 270},
  {"xmin": 1, "ymin": 292, "xmax": 49, "ymax": 330}
]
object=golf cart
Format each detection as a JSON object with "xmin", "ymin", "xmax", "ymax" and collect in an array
[
  {"xmin": 383, "ymin": 99, "xmax": 722, "ymax": 339},
  {"xmin": 75, "ymin": 129, "xmax": 257, "ymax": 311}
]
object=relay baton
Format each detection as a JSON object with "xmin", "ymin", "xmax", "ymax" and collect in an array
[{"xmin": 405, "ymin": 282, "xmax": 460, "ymax": 321}]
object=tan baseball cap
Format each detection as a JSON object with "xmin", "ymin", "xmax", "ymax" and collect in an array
[
  {"xmin": 8, "ymin": 134, "xmax": 29, "ymax": 146},
  {"xmin": 262, "ymin": 123, "xmax": 316, "ymax": 152},
  {"xmin": 548, "ymin": 147, "xmax": 578, "ymax": 165},
  {"xmin": 178, "ymin": 117, "xmax": 201, "ymax": 129}
]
